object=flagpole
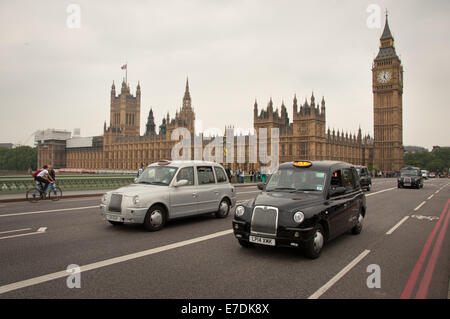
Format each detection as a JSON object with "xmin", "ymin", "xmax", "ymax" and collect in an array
[{"xmin": 126, "ymin": 61, "xmax": 128, "ymax": 84}]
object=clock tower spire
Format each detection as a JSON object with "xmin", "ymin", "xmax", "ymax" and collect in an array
[{"xmin": 372, "ymin": 13, "xmax": 404, "ymax": 172}]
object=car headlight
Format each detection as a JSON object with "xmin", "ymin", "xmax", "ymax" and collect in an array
[
  {"xmin": 132, "ymin": 195, "xmax": 140, "ymax": 206},
  {"xmin": 293, "ymin": 211, "xmax": 305, "ymax": 224},
  {"xmin": 235, "ymin": 205, "xmax": 245, "ymax": 217}
]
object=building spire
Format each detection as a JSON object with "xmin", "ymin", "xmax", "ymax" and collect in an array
[
  {"xmin": 183, "ymin": 77, "xmax": 192, "ymax": 109},
  {"xmin": 380, "ymin": 11, "xmax": 393, "ymax": 40}
]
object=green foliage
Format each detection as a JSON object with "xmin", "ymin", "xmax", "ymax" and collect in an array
[
  {"xmin": 404, "ymin": 148, "xmax": 450, "ymax": 173},
  {"xmin": 0, "ymin": 146, "xmax": 37, "ymax": 171}
]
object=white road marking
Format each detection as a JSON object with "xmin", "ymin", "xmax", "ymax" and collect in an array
[
  {"xmin": 0, "ymin": 228, "xmax": 31, "ymax": 235},
  {"xmin": 386, "ymin": 216, "xmax": 410, "ymax": 235},
  {"xmin": 414, "ymin": 201, "xmax": 426, "ymax": 211},
  {"xmin": 0, "ymin": 227, "xmax": 47, "ymax": 241},
  {"xmin": 308, "ymin": 250, "xmax": 371, "ymax": 299},
  {"xmin": 0, "ymin": 229, "xmax": 233, "ymax": 295},
  {"xmin": 0, "ymin": 206, "xmax": 98, "ymax": 218},
  {"xmin": 366, "ymin": 187, "xmax": 396, "ymax": 197},
  {"xmin": 428, "ymin": 194, "xmax": 434, "ymax": 200}
]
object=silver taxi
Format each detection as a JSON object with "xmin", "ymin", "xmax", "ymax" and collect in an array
[{"xmin": 100, "ymin": 160, "xmax": 236, "ymax": 231}]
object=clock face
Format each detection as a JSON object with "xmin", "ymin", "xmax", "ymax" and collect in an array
[{"xmin": 377, "ymin": 70, "xmax": 391, "ymax": 83}]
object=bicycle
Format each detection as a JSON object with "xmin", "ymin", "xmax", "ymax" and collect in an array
[{"xmin": 26, "ymin": 182, "xmax": 63, "ymax": 203}]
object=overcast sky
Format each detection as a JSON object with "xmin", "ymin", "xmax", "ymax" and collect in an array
[{"xmin": 1, "ymin": 0, "xmax": 449, "ymax": 150}]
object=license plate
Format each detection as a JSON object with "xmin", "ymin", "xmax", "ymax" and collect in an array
[
  {"xmin": 249, "ymin": 235, "xmax": 275, "ymax": 246},
  {"xmin": 106, "ymin": 214, "xmax": 122, "ymax": 222},
  {"xmin": 404, "ymin": 182, "xmax": 410, "ymax": 186}
]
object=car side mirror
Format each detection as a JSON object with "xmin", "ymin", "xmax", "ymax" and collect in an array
[
  {"xmin": 329, "ymin": 186, "xmax": 345, "ymax": 197},
  {"xmin": 174, "ymin": 179, "xmax": 188, "ymax": 187},
  {"xmin": 257, "ymin": 183, "xmax": 265, "ymax": 190}
]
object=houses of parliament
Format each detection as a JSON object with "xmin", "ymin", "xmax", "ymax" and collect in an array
[{"xmin": 37, "ymin": 17, "xmax": 404, "ymax": 173}]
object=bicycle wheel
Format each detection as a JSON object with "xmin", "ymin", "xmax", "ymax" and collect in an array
[
  {"xmin": 48, "ymin": 186, "xmax": 62, "ymax": 201},
  {"xmin": 26, "ymin": 187, "xmax": 41, "ymax": 203}
]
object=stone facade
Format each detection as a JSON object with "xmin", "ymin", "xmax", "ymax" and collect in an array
[{"xmin": 37, "ymin": 17, "xmax": 403, "ymax": 173}]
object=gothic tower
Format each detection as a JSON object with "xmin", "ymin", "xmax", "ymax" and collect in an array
[
  {"xmin": 372, "ymin": 14, "xmax": 404, "ymax": 172},
  {"xmin": 145, "ymin": 108, "xmax": 156, "ymax": 136},
  {"xmin": 108, "ymin": 80, "xmax": 141, "ymax": 137}
]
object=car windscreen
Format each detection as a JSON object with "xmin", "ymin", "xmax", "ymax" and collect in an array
[
  {"xmin": 266, "ymin": 168, "xmax": 327, "ymax": 193},
  {"xmin": 136, "ymin": 166, "xmax": 178, "ymax": 186},
  {"xmin": 400, "ymin": 168, "xmax": 419, "ymax": 176}
]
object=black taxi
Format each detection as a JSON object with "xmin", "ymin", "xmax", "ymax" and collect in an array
[{"xmin": 232, "ymin": 161, "xmax": 366, "ymax": 259}]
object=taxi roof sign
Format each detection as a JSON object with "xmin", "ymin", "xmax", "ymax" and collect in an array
[
  {"xmin": 157, "ymin": 159, "xmax": 171, "ymax": 165},
  {"xmin": 293, "ymin": 161, "xmax": 312, "ymax": 168}
]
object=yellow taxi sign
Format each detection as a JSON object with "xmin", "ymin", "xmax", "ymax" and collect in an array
[
  {"xmin": 157, "ymin": 159, "xmax": 171, "ymax": 165},
  {"xmin": 293, "ymin": 161, "xmax": 312, "ymax": 168}
]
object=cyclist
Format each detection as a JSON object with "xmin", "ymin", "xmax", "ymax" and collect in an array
[{"xmin": 34, "ymin": 165, "xmax": 54, "ymax": 194}]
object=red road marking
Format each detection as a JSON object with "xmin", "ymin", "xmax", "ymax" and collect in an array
[
  {"xmin": 415, "ymin": 203, "xmax": 450, "ymax": 298},
  {"xmin": 400, "ymin": 199, "xmax": 450, "ymax": 299}
]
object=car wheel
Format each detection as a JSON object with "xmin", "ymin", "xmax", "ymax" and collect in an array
[
  {"xmin": 215, "ymin": 198, "xmax": 230, "ymax": 218},
  {"xmin": 144, "ymin": 205, "xmax": 166, "ymax": 231},
  {"xmin": 351, "ymin": 211, "xmax": 364, "ymax": 235},
  {"xmin": 238, "ymin": 239, "xmax": 253, "ymax": 248},
  {"xmin": 108, "ymin": 221, "xmax": 124, "ymax": 226},
  {"xmin": 303, "ymin": 224, "xmax": 325, "ymax": 259}
]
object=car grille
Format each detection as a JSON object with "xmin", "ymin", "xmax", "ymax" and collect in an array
[
  {"xmin": 404, "ymin": 177, "xmax": 411, "ymax": 183},
  {"xmin": 251, "ymin": 206, "xmax": 278, "ymax": 236},
  {"xmin": 108, "ymin": 194, "xmax": 123, "ymax": 213}
]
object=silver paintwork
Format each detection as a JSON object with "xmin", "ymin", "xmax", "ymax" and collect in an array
[{"xmin": 100, "ymin": 160, "xmax": 236, "ymax": 225}]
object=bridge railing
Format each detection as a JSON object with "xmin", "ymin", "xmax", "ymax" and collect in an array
[{"xmin": 0, "ymin": 175, "xmax": 136, "ymax": 194}]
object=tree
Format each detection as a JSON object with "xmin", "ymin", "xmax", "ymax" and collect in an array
[{"xmin": 0, "ymin": 146, "xmax": 37, "ymax": 171}]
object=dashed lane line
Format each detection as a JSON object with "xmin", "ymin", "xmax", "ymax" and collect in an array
[
  {"xmin": 386, "ymin": 216, "xmax": 410, "ymax": 235},
  {"xmin": 414, "ymin": 201, "xmax": 426, "ymax": 211},
  {"xmin": 308, "ymin": 250, "xmax": 371, "ymax": 299}
]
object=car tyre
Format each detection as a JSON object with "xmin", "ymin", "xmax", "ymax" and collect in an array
[
  {"xmin": 144, "ymin": 205, "xmax": 166, "ymax": 232},
  {"xmin": 303, "ymin": 224, "xmax": 325, "ymax": 259},
  {"xmin": 215, "ymin": 198, "xmax": 230, "ymax": 218},
  {"xmin": 351, "ymin": 211, "xmax": 364, "ymax": 235}
]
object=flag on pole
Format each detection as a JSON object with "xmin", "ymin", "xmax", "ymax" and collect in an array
[{"xmin": 121, "ymin": 64, "xmax": 127, "ymax": 70}]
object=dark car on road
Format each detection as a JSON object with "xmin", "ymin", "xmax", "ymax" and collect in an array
[
  {"xmin": 355, "ymin": 165, "xmax": 372, "ymax": 191},
  {"xmin": 398, "ymin": 166, "xmax": 423, "ymax": 189},
  {"xmin": 232, "ymin": 161, "xmax": 366, "ymax": 259}
]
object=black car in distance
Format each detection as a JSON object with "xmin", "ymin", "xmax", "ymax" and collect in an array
[
  {"xmin": 398, "ymin": 166, "xmax": 424, "ymax": 189},
  {"xmin": 355, "ymin": 165, "xmax": 372, "ymax": 191},
  {"xmin": 232, "ymin": 161, "xmax": 366, "ymax": 259}
]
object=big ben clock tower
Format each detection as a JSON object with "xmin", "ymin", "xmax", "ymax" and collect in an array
[{"xmin": 372, "ymin": 14, "xmax": 404, "ymax": 172}]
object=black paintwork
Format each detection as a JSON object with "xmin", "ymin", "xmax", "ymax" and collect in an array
[
  {"xmin": 398, "ymin": 166, "xmax": 424, "ymax": 189},
  {"xmin": 232, "ymin": 161, "xmax": 367, "ymax": 251},
  {"xmin": 355, "ymin": 165, "xmax": 372, "ymax": 191}
]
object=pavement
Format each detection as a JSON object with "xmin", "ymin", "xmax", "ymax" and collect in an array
[{"xmin": 0, "ymin": 178, "xmax": 448, "ymax": 299}]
